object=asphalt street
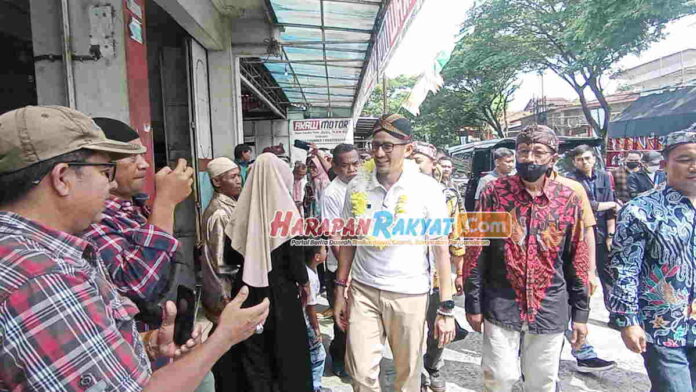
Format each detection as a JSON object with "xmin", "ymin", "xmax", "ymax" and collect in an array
[{"xmin": 319, "ymin": 289, "xmax": 651, "ymax": 392}]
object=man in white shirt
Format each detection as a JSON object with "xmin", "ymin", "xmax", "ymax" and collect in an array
[
  {"xmin": 333, "ymin": 114, "xmax": 456, "ymax": 392},
  {"xmin": 321, "ymin": 143, "xmax": 360, "ymax": 377}
]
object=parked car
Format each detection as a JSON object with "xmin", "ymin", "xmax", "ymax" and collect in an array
[{"xmin": 448, "ymin": 136, "xmax": 604, "ymax": 211}]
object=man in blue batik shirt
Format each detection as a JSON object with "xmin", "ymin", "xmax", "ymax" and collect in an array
[{"xmin": 610, "ymin": 127, "xmax": 696, "ymax": 392}]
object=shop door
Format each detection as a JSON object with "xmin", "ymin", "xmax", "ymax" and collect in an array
[{"xmin": 186, "ymin": 38, "xmax": 214, "ymax": 212}]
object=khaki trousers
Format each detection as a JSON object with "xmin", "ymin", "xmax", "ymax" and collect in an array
[
  {"xmin": 482, "ymin": 321, "xmax": 564, "ymax": 392},
  {"xmin": 345, "ymin": 281, "xmax": 429, "ymax": 392}
]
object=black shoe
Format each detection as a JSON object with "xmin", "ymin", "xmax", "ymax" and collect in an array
[
  {"xmin": 428, "ymin": 370, "xmax": 446, "ymax": 392},
  {"xmin": 315, "ymin": 388, "xmax": 332, "ymax": 392},
  {"xmin": 576, "ymin": 358, "xmax": 617, "ymax": 373},
  {"xmin": 332, "ymin": 362, "xmax": 349, "ymax": 378}
]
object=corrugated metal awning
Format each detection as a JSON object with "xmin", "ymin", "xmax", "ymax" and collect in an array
[{"xmin": 260, "ymin": 0, "xmax": 384, "ymax": 118}]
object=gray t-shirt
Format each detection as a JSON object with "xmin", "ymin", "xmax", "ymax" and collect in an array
[{"xmin": 475, "ymin": 170, "xmax": 501, "ymax": 200}]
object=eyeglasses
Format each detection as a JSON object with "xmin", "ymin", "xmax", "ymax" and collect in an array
[
  {"xmin": 31, "ymin": 161, "xmax": 117, "ymax": 185},
  {"xmin": 65, "ymin": 162, "xmax": 117, "ymax": 182},
  {"xmin": 369, "ymin": 142, "xmax": 409, "ymax": 153}
]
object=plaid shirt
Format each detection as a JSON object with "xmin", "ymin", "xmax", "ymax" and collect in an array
[
  {"xmin": 0, "ymin": 212, "xmax": 151, "ymax": 391},
  {"xmin": 82, "ymin": 196, "xmax": 178, "ymax": 302},
  {"xmin": 610, "ymin": 166, "xmax": 632, "ymax": 203}
]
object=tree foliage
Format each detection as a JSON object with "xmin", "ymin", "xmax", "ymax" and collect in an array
[
  {"xmin": 466, "ymin": 0, "xmax": 695, "ymax": 138},
  {"xmin": 360, "ymin": 75, "xmax": 418, "ymax": 117},
  {"xmin": 412, "ymin": 87, "xmax": 485, "ymax": 147},
  {"xmin": 437, "ymin": 34, "xmax": 527, "ymax": 138},
  {"xmin": 359, "ymin": 32, "xmax": 527, "ymax": 146}
]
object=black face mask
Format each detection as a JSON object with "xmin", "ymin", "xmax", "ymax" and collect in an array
[
  {"xmin": 625, "ymin": 162, "xmax": 640, "ymax": 170},
  {"xmin": 516, "ymin": 161, "xmax": 550, "ymax": 182}
]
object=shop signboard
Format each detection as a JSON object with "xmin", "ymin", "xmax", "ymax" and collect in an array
[{"xmin": 291, "ymin": 118, "xmax": 353, "ymax": 149}]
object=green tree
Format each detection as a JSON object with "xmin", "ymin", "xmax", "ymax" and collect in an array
[
  {"xmin": 436, "ymin": 34, "xmax": 526, "ymax": 138},
  {"xmin": 360, "ymin": 75, "xmax": 418, "ymax": 117},
  {"xmin": 409, "ymin": 33, "xmax": 526, "ymax": 145},
  {"xmin": 412, "ymin": 87, "xmax": 487, "ymax": 147},
  {"xmin": 467, "ymin": 0, "xmax": 695, "ymax": 139}
]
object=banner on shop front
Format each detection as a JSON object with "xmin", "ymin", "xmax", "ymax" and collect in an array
[
  {"xmin": 352, "ymin": 0, "xmax": 425, "ymax": 123},
  {"xmin": 606, "ymin": 136, "xmax": 663, "ymax": 167},
  {"xmin": 291, "ymin": 118, "xmax": 353, "ymax": 149}
]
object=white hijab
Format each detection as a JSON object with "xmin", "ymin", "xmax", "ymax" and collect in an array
[{"xmin": 225, "ymin": 153, "xmax": 302, "ymax": 287}]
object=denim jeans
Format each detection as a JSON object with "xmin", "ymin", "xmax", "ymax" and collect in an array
[
  {"xmin": 308, "ymin": 321, "xmax": 326, "ymax": 391},
  {"xmin": 563, "ymin": 328, "xmax": 598, "ymax": 361},
  {"xmin": 643, "ymin": 343, "xmax": 696, "ymax": 392}
]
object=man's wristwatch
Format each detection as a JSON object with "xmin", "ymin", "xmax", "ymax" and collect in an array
[{"xmin": 439, "ymin": 300, "xmax": 455, "ymax": 310}]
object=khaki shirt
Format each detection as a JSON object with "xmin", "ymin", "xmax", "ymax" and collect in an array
[{"xmin": 201, "ymin": 193, "xmax": 237, "ymax": 321}]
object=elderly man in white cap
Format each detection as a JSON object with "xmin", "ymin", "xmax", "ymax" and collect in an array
[{"xmin": 201, "ymin": 157, "xmax": 243, "ymax": 323}]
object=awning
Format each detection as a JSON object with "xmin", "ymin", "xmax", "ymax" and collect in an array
[
  {"xmin": 608, "ymin": 86, "xmax": 696, "ymax": 138},
  {"xmin": 257, "ymin": 0, "xmax": 424, "ymax": 119}
]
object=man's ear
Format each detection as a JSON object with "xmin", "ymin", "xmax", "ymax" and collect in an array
[
  {"xmin": 404, "ymin": 142, "xmax": 415, "ymax": 157},
  {"xmin": 211, "ymin": 176, "xmax": 221, "ymax": 188},
  {"xmin": 551, "ymin": 153, "xmax": 560, "ymax": 165},
  {"xmin": 49, "ymin": 163, "xmax": 73, "ymax": 197}
]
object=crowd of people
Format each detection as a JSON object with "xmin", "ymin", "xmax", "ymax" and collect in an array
[{"xmin": 0, "ymin": 105, "xmax": 695, "ymax": 392}]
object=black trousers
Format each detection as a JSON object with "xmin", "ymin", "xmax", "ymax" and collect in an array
[
  {"xmin": 325, "ymin": 269, "xmax": 347, "ymax": 365},
  {"xmin": 596, "ymin": 240, "xmax": 613, "ymax": 312}
]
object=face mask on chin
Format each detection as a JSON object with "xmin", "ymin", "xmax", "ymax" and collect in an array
[
  {"xmin": 516, "ymin": 161, "xmax": 550, "ymax": 182},
  {"xmin": 625, "ymin": 162, "xmax": 640, "ymax": 170}
]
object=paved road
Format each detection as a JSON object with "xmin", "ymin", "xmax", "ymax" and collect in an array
[{"xmin": 318, "ymin": 290, "xmax": 651, "ymax": 392}]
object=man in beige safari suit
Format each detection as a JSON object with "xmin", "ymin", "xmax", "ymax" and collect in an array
[{"xmin": 201, "ymin": 157, "xmax": 243, "ymax": 322}]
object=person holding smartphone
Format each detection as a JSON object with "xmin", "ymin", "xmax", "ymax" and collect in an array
[
  {"xmin": 83, "ymin": 117, "xmax": 193, "ymax": 325},
  {"xmin": 0, "ymin": 106, "xmax": 270, "ymax": 392}
]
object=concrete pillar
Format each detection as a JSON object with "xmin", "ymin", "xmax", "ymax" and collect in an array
[
  {"xmin": 30, "ymin": 0, "xmax": 130, "ymax": 122},
  {"xmin": 208, "ymin": 48, "xmax": 244, "ymax": 157},
  {"xmin": 30, "ymin": 0, "xmax": 67, "ymax": 106}
]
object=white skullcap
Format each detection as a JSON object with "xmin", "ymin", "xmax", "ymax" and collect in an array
[{"xmin": 207, "ymin": 157, "xmax": 238, "ymax": 178}]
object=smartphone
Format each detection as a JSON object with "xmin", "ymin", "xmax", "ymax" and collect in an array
[
  {"xmin": 294, "ymin": 139, "xmax": 311, "ymax": 151},
  {"xmin": 173, "ymin": 285, "xmax": 197, "ymax": 346}
]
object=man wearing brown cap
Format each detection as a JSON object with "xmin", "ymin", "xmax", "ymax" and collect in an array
[
  {"xmin": 0, "ymin": 105, "xmax": 269, "ymax": 391},
  {"xmin": 200, "ymin": 157, "xmax": 242, "ymax": 323},
  {"xmin": 463, "ymin": 124, "xmax": 589, "ymax": 391},
  {"xmin": 610, "ymin": 127, "xmax": 696, "ymax": 391},
  {"xmin": 332, "ymin": 114, "xmax": 456, "ymax": 392},
  {"xmin": 82, "ymin": 117, "xmax": 194, "ymax": 328}
]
